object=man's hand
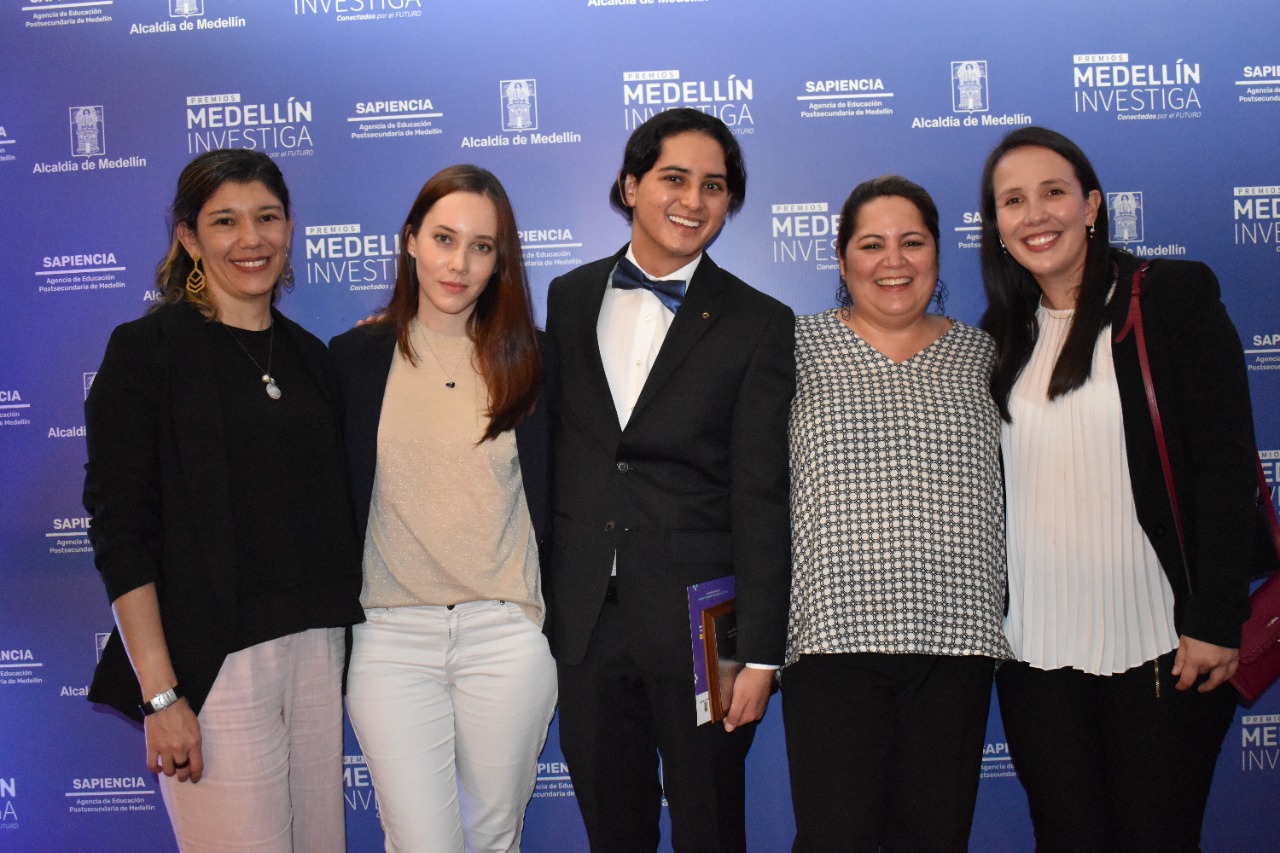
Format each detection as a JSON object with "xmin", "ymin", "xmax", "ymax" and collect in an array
[{"xmin": 722, "ymin": 667, "xmax": 774, "ymax": 732}]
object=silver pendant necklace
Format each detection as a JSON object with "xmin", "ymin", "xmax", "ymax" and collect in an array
[
  {"xmin": 421, "ymin": 332, "xmax": 468, "ymax": 389},
  {"xmin": 223, "ymin": 322, "xmax": 282, "ymax": 400}
]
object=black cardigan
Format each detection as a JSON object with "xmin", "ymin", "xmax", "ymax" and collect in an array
[{"xmin": 84, "ymin": 302, "xmax": 364, "ymax": 720}]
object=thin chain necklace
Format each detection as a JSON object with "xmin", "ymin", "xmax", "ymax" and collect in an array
[
  {"xmin": 222, "ymin": 322, "xmax": 282, "ymax": 400},
  {"xmin": 420, "ymin": 330, "xmax": 469, "ymax": 389}
]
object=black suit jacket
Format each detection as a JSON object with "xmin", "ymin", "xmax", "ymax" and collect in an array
[
  {"xmin": 1108, "ymin": 251, "xmax": 1254, "ymax": 648},
  {"xmin": 327, "ymin": 323, "xmax": 553, "ymax": 582},
  {"xmin": 545, "ymin": 247, "xmax": 795, "ymax": 678},
  {"xmin": 85, "ymin": 301, "xmax": 362, "ymax": 720}
]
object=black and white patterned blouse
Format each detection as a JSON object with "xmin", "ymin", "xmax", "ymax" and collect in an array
[{"xmin": 785, "ymin": 310, "xmax": 1011, "ymax": 664}]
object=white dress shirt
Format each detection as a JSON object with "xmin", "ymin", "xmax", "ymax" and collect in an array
[{"xmin": 597, "ymin": 248, "xmax": 701, "ymax": 429}]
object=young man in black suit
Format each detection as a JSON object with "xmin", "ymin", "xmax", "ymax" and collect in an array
[{"xmin": 544, "ymin": 108, "xmax": 794, "ymax": 852}]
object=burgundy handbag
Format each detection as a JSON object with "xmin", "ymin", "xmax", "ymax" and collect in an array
[
  {"xmin": 1233, "ymin": 574, "xmax": 1280, "ymax": 702},
  {"xmin": 1115, "ymin": 261, "xmax": 1280, "ymax": 702}
]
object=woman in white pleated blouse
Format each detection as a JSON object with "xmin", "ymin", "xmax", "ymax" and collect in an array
[{"xmin": 979, "ymin": 126, "xmax": 1256, "ymax": 853}]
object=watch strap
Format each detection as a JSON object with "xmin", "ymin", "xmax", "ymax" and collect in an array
[{"xmin": 139, "ymin": 684, "xmax": 183, "ymax": 717}]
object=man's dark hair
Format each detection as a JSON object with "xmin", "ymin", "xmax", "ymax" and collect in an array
[{"xmin": 608, "ymin": 108, "xmax": 746, "ymax": 221}]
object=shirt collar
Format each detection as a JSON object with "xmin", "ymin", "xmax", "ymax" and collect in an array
[{"xmin": 624, "ymin": 246, "xmax": 702, "ymax": 286}]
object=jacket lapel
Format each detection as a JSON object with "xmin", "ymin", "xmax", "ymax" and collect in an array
[
  {"xmin": 573, "ymin": 253, "xmax": 624, "ymax": 440},
  {"xmin": 628, "ymin": 253, "xmax": 724, "ymax": 422},
  {"xmin": 1109, "ymin": 254, "xmax": 1137, "ymax": 347}
]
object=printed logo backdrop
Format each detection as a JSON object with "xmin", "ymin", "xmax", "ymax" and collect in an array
[{"xmin": 1, "ymin": 1, "xmax": 1278, "ymax": 850}]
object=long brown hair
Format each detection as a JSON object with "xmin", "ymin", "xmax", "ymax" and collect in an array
[{"xmin": 383, "ymin": 165, "xmax": 541, "ymax": 441}]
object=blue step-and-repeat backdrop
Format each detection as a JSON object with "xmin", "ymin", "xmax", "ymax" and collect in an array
[{"xmin": 1, "ymin": 1, "xmax": 1278, "ymax": 850}]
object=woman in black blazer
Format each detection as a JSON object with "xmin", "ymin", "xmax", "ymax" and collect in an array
[
  {"xmin": 979, "ymin": 126, "xmax": 1254, "ymax": 852},
  {"xmin": 329, "ymin": 165, "xmax": 556, "ymax": 852},
  {"xmin": 85, "ymin": 149, "xmax": 364, "ymax": 851}
]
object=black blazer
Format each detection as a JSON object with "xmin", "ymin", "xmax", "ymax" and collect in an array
[
  {"xmin": 545, "ymin": 247, "xmax": 795, "ymax": 678},
  {"xmin": 328, "ymin": 323, "xmax": 554, "ymax": 581},
  {"xmin": 85, "ymin": 302, "xmax": 363, "ymax": 720},
  {"xmin": 1108, "ymin": 252, "xmax": 1255, "ymax": 648}
]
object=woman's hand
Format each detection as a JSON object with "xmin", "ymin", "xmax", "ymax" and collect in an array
[
  {"xmin": 145, "ymin": 698, "xmax": 204, "ymax": 783},
  {"xmin": 1172, "ymin": 635, "xmax": 1239, "ymax": 692},
  {"xmin": 109, "ymin": 585, "xmax": 203, "ymax": 780}
]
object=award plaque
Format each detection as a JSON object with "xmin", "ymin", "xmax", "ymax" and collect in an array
[
  {"xmin": 702, "ymin": 599, "xmax": 742, "ymax": 724},
  {"xmin": 688, "ymin": 576, "xmax": 738, "ymax": 725}
]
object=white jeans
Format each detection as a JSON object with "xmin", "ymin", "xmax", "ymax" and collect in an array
[
  {"xmin": 159, "ymin": 627, "xmax": 347, "ymax": 852},
  {"xmin": 346, "ymin": 601, "xmax": 557, "ymax": 853}
]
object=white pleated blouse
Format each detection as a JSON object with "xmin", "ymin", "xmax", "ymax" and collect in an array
[{"xmin": 1002, "ymin": 303, "xmax": 1178, "ymax": 675}]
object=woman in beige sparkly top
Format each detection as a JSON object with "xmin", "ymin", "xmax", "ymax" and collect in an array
[{"xmin": 330, "ymin": 164, "xmax": 556, "ymax": 852}]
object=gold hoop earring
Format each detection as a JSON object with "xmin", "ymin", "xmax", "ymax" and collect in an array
[{"xmin": 186, "ymin": 258, "xmax": 206, "ymax": 296}]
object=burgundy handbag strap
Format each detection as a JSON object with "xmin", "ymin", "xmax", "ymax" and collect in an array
[
  {"xmin": 1114, "ymin": 261, "xmax": 1194, "ymax": 592},
  {"xmin": 1257, "ymin": 454, "xmax": 1280, "ymax": 559}
]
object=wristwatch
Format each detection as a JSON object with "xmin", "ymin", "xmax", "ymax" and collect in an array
[{"xmin": 139, "ymin": 685, "xmax": 183, "ymax": 716}]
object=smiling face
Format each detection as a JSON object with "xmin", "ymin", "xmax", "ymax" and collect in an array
[
  {"xmin": 622, "ymin": 130, "xmax": 732, "ymax": 278},
  {"xmin": 177, "ymin": 179, "xmax": 291, "ymax": 325},
  {"xmin": 406, "ymin": 190, "xmax": 499, "ymax": 336},
  {"xmin": 839, "ymin": 195, "xmax": 939, "ymax": 332},
  {"xmin": 991, "ymin": 145, "xmax": 1102, "ymax": 300}
]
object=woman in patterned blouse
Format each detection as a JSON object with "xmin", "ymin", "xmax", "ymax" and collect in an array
[{"xmin": 783, "ymin": 175, "xmax": 1010, "ymax": 852}]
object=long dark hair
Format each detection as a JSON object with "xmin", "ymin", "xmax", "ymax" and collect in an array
[
  {"xmin": 382, "ymin": 164, "xmax": 541, "ymax": 441},
  {"xmin": 154, "ymin": 149, "xmax": 291, "ymax": 319},
  {"xmin": 978, "ymin": 127, "xmax": 1111, "ymax": 421},
  {"xmin": 833, "ymin": 175, "xmax": 941, "ymax": 311}
]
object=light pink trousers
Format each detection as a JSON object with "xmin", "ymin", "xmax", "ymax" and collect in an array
[
  {"xmin": 346, "ymin": 601, "xmax": 557, "ymax": 853},
  {"xmin": 159, "ymin": 627, "xmax": 347, "ymax": 852}
]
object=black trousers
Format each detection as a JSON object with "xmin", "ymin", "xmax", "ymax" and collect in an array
[
  {"xmin": 996, "ymin": 650, "xmax": 1238, "ymax": 853},
  {"xmin": 782, "ymin": 652, "xmax": 995, "ymax": 853},
  {"xmin": 557, "ymin": 600, "xmax": 757, "ymax": 853}
]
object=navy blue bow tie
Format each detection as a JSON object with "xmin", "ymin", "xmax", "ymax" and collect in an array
[{"xmin": 611, "ymin": 256, "xmax": 686, "ymax": 314}]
